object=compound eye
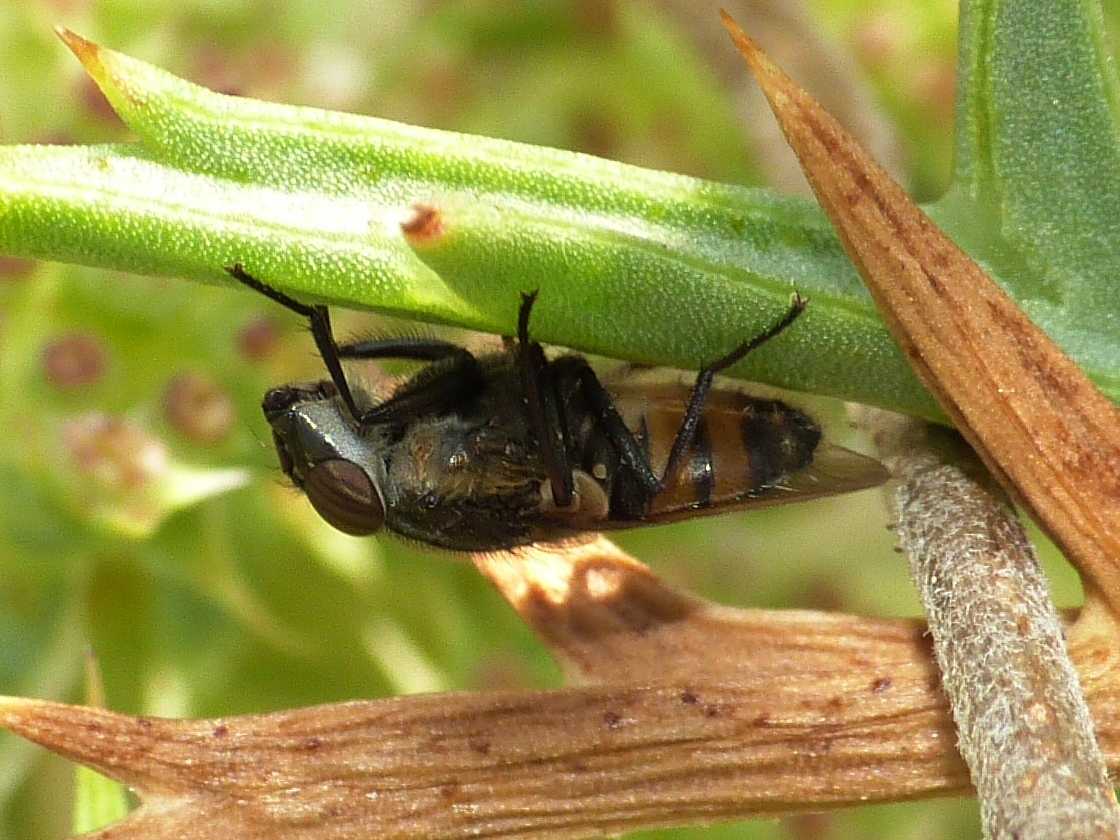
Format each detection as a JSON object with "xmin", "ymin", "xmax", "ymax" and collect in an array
[{"xmin": 304, "ymin": 459, "xmax": 385, "ymax": 536}]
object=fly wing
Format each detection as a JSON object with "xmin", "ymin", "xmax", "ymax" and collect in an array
[
  {"xmin": 537, "ymin": 367, "xmax": 888, "ymax": 534},
  {"xmin": 590, "ymin": 440, "xmax": 888, "ymax": 529}
]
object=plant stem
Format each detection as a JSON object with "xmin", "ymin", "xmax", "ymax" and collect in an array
[{"xmin": 874, "ymin": 414, "xmax": 1120, "ymax": 839}]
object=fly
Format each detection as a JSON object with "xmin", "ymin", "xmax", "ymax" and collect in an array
[{"xmin": 227, "ymin": 264, "xmax": 888, "ymax": 551}]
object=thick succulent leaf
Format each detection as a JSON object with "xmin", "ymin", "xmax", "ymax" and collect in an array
[
  {"xmin": 942, "ymin": 0, "xmax": 1120, "ymax": 391},
  {"xmin": 0, "ymin": 31, "xmax": 927, "ymax": 419},
  {"xmin": 2, "ymin": 20, "xmax": 1117, "ymax": 419}
]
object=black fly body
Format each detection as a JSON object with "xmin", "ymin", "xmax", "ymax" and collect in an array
[{"xmin": 227, "ymin": 265, "xmax": 887, "ymax": 551}]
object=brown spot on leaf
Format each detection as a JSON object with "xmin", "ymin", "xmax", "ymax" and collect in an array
[
  {"xmin": 401, "ymin": 203, "xmax": 444, "ymax": 245},
  {"xmin": 680, "ymin": 690, "xmax": 699, "ymax": 706},
  {"xmin": 603, "ymin": 711, "xmax": 622, "ymax": 730},
  {"xmin": 871, "ymin": 677, "xmax": 893, "ymax": 693},
  {"xmin": 469, "ymin": 738, "xmax": 491, "ymax": 756},
  {"xmin": 212, "ymin": 724, "xmax": 229, "ymax": 738},
  {"xmin": 0, "ymin": 256, "xmax": 35, "ymax": 281}
]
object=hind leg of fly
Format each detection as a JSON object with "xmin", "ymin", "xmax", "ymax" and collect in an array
[
  {"xmin": 517, "ymin": 293, "xmax": 664, "ymax": 509},
  {"xmin": 547, "ymin": 355, "xmax": 661, "ymax": 496},
  {"xmin": 546, "ymin": 294, "xmax": 807, "ymax": 512},
  {"xmin": 659, "ymin": 294, "xmax": 807, "ymax": 487}
]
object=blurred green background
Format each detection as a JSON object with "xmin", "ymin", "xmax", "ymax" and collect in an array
[{"xmin": 0, "ymin": 1, "xmax": 1101, "ymax": 837}]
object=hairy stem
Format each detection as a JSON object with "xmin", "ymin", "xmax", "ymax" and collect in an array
[{"xmin": 873, "ymin": 414, "xmax": 1120, "ymax": 839}]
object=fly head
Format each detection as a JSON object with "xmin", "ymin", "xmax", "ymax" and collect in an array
[{"xmin": 263, "ymin": 381, "xmax": 389, "ymax": 536}]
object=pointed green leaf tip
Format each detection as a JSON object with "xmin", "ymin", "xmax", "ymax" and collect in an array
[
  {"xmin": 1, "ymin": 32, "xmax": 941, "ymax": 416},
  {"xmin": 55, "ymin": 27, "xmax": 105, "ymax": 83}
]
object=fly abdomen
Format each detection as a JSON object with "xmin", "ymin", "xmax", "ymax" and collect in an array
[
  {"xmin": 737, "ymin": 399, "xmax": 821, "ymax": 489},
  {"xmin": 611, "ymin": 384, "xmax": 822, "ymax": 516}
]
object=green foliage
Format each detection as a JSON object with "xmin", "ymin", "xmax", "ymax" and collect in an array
[{"xmin": 0, "ymin": 0, "xmax": 1111, "ymax": 838}]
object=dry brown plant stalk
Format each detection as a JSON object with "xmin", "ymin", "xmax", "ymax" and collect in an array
[{"xmin": 4, "ymin": 537, "xmax": 1120, "ymax": 839}]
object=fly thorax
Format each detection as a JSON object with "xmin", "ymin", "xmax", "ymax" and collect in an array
[{"xmin": 383, "ymin": 417, "xmax": 541, "ymax": 550}]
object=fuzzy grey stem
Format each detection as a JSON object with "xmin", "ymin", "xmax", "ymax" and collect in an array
[{"xmin": 873, "ymin": 413, "xmax": 1120, "ymax": 839}]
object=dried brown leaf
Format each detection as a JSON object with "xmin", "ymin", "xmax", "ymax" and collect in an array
[
  {"xmin": 1, "ymin": 628, "xmax": 957, "ymax": 838},
  {"xmin": 719, "ymin": 12, "xmax": 1120, "ymax": 612},
  {"xmin": 475, "ymin": 536, "xmax": 921, "ymax": 686},
  {"xmin": 7, "ymin": 538, "xmax": 1120, "ymax": 838}
]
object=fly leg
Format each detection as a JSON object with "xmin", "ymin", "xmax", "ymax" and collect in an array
[
  {"xmin": 228, "ymin": 264, "xmax": 485, "ymax": 427},
  {"xmin": 547, "ymin": 355, "xmax": 661, "ymax": 495},
  {"xmin": 336, "ymin": 338, "xmax": 484, "ymax": 425},
  {"xmin": 517, "ymin": 291, "xmax": 575, "ymax": 508},
  {"xmin": 226, "ymin": 264, "xmax": 361, "ymax": 419},
  {"xmin": 544, "ymin": 295, "xmax": 806, "ymax": 507},
  {"xmin": 518, "ymin": 293, "xmax": 658, "ymax": 508},
  {"xmin": 659, "ymin": 294, "xmax": 807, "ymax": 488}
]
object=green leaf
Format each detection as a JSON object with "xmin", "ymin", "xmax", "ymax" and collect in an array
[
  {"xmin": 1, "ymin": 31, "xmax": 942, "ymax": 418},
  {"xmin": 941, "ymin": 0, "xmax": 1120, "ymax": 394},
  {"xmin": 72, "ymin": 758, "xmax": 130, "ymax": 834},
  {"xmin": 1, "ymin": 4, "xmax": 1118, "ymax": 421},
  {"xmin": 72, "ymin": 652, "xmax": 129, "ymax": 834}
]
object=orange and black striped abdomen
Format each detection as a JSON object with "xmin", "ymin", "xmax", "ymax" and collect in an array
[{"xmin": 610, "ymin": 383, "xmax": 821, "ymax": 519}]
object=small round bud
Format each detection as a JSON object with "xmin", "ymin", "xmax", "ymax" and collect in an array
[
  {"xmin": 42, "ymin": 333, "xmax": 107, "ymax": 389},
  {"xmin": 163, "ymin": 373, "xmax": 236, "ymax": 445},
  {"xmin": 236, "ymin": 316, "xmax": 281, "ymax": 361},
  {"xmin": 63, "ymin": 413, "xmax": 167, "ymax": 491}
]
